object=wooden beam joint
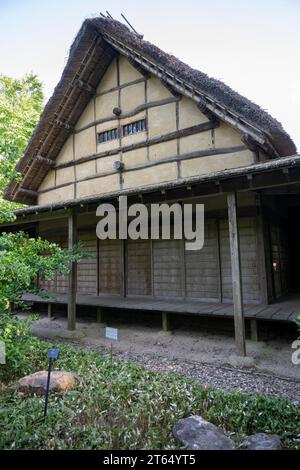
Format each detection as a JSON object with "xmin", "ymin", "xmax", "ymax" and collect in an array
[
  {"xmin": 127, "ymin": 56, "xmax": 150, "ymax": 78},
  {"xmin": 34, "ymin": 155, "xmax": 56, "ymax": 168},
  {"xmin": 160, "ymin": 78, "xmax": 181, "ymax": 98},
  {"xmin": 17, "ymin": 187, "xmax": 38, "ymax": 198},
  {"xmin": 241, "ymin": 133, "xmax": 260, "ymax": 152},
  {"xmin": 72, "ymin": 78, "xmax": 96, "ymax": 94},
  {"xmin": 51, "ymin": 118, "xmax": 74, "ymax": 131},
  {"xmin": 197, "ymin": 98, "xmax": 219, "ymax": 123}
]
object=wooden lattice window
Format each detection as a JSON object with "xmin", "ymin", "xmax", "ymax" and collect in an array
[
  {"xmin": 123, "ymin": 119, "xmax": 146, "ymax": 137},
  {"xmin": 98, "ymin": 128, "xmax": 118, "ymax": 144}
]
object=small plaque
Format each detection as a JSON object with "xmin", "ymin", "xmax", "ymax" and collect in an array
[
  {"xmin": 48, "ymin": 348, "xmax": 59, "ymax": 359},
  {"xmin": 105, "ymin": 327, "xmax": 118, "ymax": 341},
  {"xmin": 0, "ymin": 340, "xmax": 6, "ymax": 365}
]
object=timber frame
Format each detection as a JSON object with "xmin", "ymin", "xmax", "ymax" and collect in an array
[
  {"xmin": 2, "ymin": 16, "xmax": 299, "ymax": 357},
  {"xmin": 3, "ymin": 155, "xmax": 300, "ymax": 356}
]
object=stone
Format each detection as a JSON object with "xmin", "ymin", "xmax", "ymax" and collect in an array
[
  {"xmin": 158, "ymin": 330, "xmax": 174, "ymax": 337},
  {"xmin": 172, "ymin": 415, "xmax": 235, "ymax": 450},
  {"xmin": 228, "ymin": 354, "xmax": 255, "ymax": 368},
  {"xmin": 241, "ymin": 433, "xmax": 282, "ymax": 450},
  {"xmin": 14, "ymin": 370, "xmax": 77, "ymax": 396}
]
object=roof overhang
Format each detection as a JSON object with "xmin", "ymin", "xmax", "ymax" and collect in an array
[{"xmin": 1, "ymin": 154, "xmax": 299, "ymax": 227}]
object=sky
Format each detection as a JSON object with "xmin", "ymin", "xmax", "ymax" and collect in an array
[{"xmin": 0, "ymin": 0, "xmax": 299, "ymax": 151}]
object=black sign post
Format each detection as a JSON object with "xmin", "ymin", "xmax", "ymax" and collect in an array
[{"xmin": 44, "ymin": 348, "xmax": 59, "ymax": 418}]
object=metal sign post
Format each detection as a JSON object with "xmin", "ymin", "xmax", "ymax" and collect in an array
[
  {"xmin": 105, "ymin": 327, "xmax": 118, "ymax": 366},
  {"xmin": 44, "ymin": 348, "xmax": 59, "ymax": 418}
]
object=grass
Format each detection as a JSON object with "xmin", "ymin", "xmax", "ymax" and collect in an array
[{"xmin": 0, "ymin": 333, "xmax": 300, "ymax": 450}]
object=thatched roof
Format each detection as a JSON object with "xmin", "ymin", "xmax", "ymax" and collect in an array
[{"xmin": 4, "ymin": 17, "xmax": 297, "ymax": 205}]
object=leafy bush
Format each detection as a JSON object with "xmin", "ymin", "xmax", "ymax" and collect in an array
[
  {"xmin": 0, "ymin": 313, "xmax": 44, "ymax": 380},
  {"xmin": 0, "ymin": 230, "xmax": 86, "ymax": 378},
  {"xmin": 0, "ymin": 231, "xmax": 84, "ymax": 311}
]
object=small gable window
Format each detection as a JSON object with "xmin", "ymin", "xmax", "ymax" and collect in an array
[
  {"xmin": 98, "ymin": 128, "xmax": 118, "ymax": 144},
  {"xmin": 123, "ymin": 119, "xmax": 146, "ymax": 137}
]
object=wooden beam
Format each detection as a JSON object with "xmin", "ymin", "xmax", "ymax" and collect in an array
[
  {"xmin": 127, "ymin": 56, "xmax": 150, "ymax": 78},
  {"xmin": 17, "ymin": 187, "xmax": 38, "ymax": 198},
  {"xmin": 74, "ymin": 96, "xmax": 180, "ymax": 134},
  {"xmin": 250, "ymin": 319, "xmax": 259, "ymax": 341},
  {"xmin": 47, "ymin": 303, "xmax": 52, "ymax": 319},
  {"xmin": 160, "ymin": 78, "xmax": 181, "ymax": 98},
  {"xmin": 197, "ymin": 98, "xmax": 218, "ymax": 123},
  {"xmin": 57, "ymin": 120, "xmax": 219, "ymax": 169},
  {"xmin": 121, "ymin": 240, "xmax": 126, "ymax": 297},
  {"xmin": 227, "ymin": 192, "xmax": 246, "ymax": 356},
  {"xmin": 51, "ymin": 119, "xmax": 74, "ymax": 131},
  {"xmin": 72, "ymin": 78, "xmax": 96, "ymax": 94},
  {"xmin": 34, "ymin": 155, "xmax": 56, "ymax": 167},
  {"xmin": 162, "ymin": 311, "xmax": 170, "ymax": 332},
  {"xmin": 67, "ymin": 210, "xmax": 77, "ymax": 330},
  {"xmin": 96, "ymin": 307, "xmax": 106, "ymax": 327},
  {"xmin": 96, "ymin": 77, "xmax": 146, "ymax": 98},
  {"xmin": 0, "ymin": 208, "xmax": 72, "ymax": 228},
  {"xmin": 241, "ymin": 133, "xmax": 260, "ymax": 152}
]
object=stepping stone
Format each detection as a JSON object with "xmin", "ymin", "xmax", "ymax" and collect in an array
[
  {"xmin": 173, "ymin": 415, "xmax": 235, "ymax": 450},
  {"xmin": 241, "ymin": 433, "xmax": 282, "ymax": 450},
  {"xmin": 14, "ymin": 370, "xmax": 77, "ymax": 395}
]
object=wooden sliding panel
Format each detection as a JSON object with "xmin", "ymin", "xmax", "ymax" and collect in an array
[
  {"xmin": 152, "ymin": 239, "xmax": 183, "ymax": 298},
  {"xmin": 77, "ymin": 230, "xmax": 97, "ymax": 295},
  {"xmin": 220, "ymin": 217, "xmax": 260, "ymax": 304},
  {"xmin": 269, "ymin": 222, "xmax": 289, "ymax": 299},
  {"xmin": 98, "ymin": 239, "xmax": 122, "ymax": 295},
  {"xmin": 269, "ymin": 224, "xmax": 282, "ymax": 299},
  {"xmin": 126, "ymin": 239, "xmax": 152, "ymax": 296},
  {"xmin": 185, "ymin": 219, "xmax": 220, "ymax": 301}
]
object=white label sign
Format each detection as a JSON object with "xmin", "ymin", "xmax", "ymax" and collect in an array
[
  {"xmin": 0, "ymin": 340, "xmax": 6, "ymax": 364},
  {"xmin": 105, "ymin": 327, "xmax": 118, "ymax": 341}
]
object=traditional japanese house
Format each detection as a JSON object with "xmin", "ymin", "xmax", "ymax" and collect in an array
[{"xmin": 2, "ymin": 17, "xmax": 300, "ymax": 355}]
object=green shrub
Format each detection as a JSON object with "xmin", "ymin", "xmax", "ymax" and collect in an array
[
  {"xmin": 0, "ymin": 231, "xmax": 85, "ymax": 310},
  {"xmin": 0, "ymin": 313, "xmax": 47, "ymax": 380}
]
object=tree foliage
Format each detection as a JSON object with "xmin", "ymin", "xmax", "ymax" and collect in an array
[
  {"xmin": 0, "ymin": 231, "xmax": 84, "ymax": 311},
  {"xmin": 0, "ymin": 73, "xmax": 44, "ymax": 221}
]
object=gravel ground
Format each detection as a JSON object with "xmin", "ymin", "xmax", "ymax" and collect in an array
[{"xmin": 43, "ymin": 336, "xmax": 300, "ymax": 404}]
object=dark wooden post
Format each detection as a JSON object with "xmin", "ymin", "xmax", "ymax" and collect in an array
[
  {"xmin": 96, "ymin": 307, "xmax": 106, "ymax": 327},
  {"xmin": 47, "ymin": 303, "xmax": 52, "ymax": 319},
  {"xmin": 162, "ymin": 311, "xmax": 170, "ymax": 332},
  {"xmin": 68, "ymin": 210, "xmax": 77, "ymax": 331},
  {"xmin": 250, "ymin": 319, "xmax": 259, "ymax": 341},
  {"xmin": 227, "ymin": 192, "xmax": 246, "ymax": 356}
]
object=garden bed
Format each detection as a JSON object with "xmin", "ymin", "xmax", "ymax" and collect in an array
[{"xmin": 0, "ymin": 316, "xmax": 299, "ymax": 450}]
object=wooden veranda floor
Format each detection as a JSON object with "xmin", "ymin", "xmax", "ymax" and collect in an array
[{"xmin": 22, "ymin": 292, "xmax": 300, "ymax": 323}]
